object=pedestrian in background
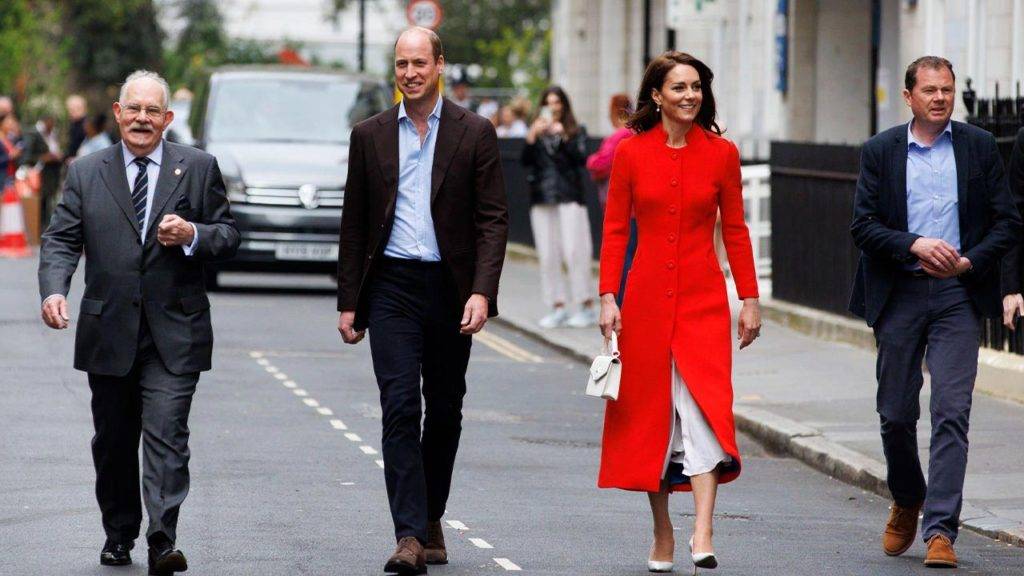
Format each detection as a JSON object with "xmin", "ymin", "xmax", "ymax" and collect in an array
[
  {"xmin": 449, "ymin": 78, "xmax": 474, "ymax": 111},
  {"xmin": 38, "ymin": 70, "xmax": 239, "ymax": 576},
  {"xmin": 849, "ymin": 56, "xmax": 1021, "ymax": 569},
  {"xmin": 586, "ymin": 93, "xmax": 633, "ymax": 207},
  {"xmin": 337, "ymin": 27, "xmax": 508, "ymax": 575},
  {"xmin": 66, "ymin": 94, "xmax": 88, "ymax": 159},
  {"xmin": 522, "ymin": 85, "xmax": 596, "ymax": 328},
  {"xmin": 22, "ymin": 113, "xmax": 63, "ymax": 230},
  {"xmin": 75, "ymin": 113, "xmax": 113, "ymax": 159},
  {"xmin": 1001, "ymin": 126, "xmax": 1024, "ymax": 329},
  {"xmin": 495, "ymin": 98, "xmax": 529, "ymax": 138},
  {"xmin": 597, "ymin": 52, "xmax": 761, "ymax": 574}
]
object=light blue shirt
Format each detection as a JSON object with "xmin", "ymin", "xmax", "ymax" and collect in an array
[
  {"xmin": 122, "ymin": 142, "xmax": 197, "ymax": 255},
  {"xmin": 906, "ymin": 121, "xmax": 959, "ymax": 260},
  {"xmin": 384, "ymin": 96, "xmax": 442, "ymax": 261}
]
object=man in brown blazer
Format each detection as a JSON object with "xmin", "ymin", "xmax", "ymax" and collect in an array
[{"xmin": 336, "ymin": 27, "xmax": 508, "ymax": 575}]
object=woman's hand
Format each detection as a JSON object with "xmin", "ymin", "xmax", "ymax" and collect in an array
[
  {"xmin": 526, "ymin": 117, "xmax": 550, "ymax": 144},
  {"xmin": 737, "ymin": 298, "xmax": 761, "ymax": 350},
  {"xmin": 599, "ymin": 293, "xmax": 622, "ymax": 340}
]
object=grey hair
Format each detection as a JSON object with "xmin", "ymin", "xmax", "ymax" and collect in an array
[{"xmin": 119, "ymin": 70, "xmax": 171, "ymax": 109}]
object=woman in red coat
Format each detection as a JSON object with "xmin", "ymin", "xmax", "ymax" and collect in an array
[{"xmin": 598, "ymin": 52, "xmax": 762, "ymax": 573}]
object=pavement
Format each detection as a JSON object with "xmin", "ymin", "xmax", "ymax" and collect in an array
[
  {"xmin": 3, "ymin": 251, "xmax": 1024, "ymax": 575},
  {"xmin": 496, "ymin": 247, "xmax": 1024, "ymax": 549}
]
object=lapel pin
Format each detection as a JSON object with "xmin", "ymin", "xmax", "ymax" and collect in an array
[{"xmin": 174, "ymin": 168, "xmax": 182, "ymax": 176}]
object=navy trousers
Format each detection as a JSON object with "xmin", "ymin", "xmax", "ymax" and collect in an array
[
  {"xmin": 367, "ymin": 257, "xmax": 472, "ymax": 543},
  {"xmin": 873, "ymin": 273, "xmax": 980, "ymax": 543}
]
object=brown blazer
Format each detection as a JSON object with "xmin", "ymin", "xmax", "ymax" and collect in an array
[{"xmin": 336, "ymin": 99, "xmax": 509, "ymax": 330}]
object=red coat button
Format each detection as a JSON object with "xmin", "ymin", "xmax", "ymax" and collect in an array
[
  {"xmin": 668, "ymin": 234, "xmax": 677, "ymax": 243},
  {"xmin": 666, "ymin": 290, "xmax": 675, "ymax": 297},
  {"xmin": 668, "ymin": 205, "xmax": 678, "ymax": 214},
  {"xmin": 670, "ymin": 179, "xmax": 678, "ymax": 187},
  {"xmin": 666, "ymin": 261, "xmax": 676, "ymax": 270},
  {"xmin": 671, "ymin": 153, "xmax": 679, "ymax": 160}
]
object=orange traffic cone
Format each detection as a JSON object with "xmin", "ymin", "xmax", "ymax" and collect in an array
[{"xmin": 0, "ymin": 185, "xmax": 31, "ymax": 258}]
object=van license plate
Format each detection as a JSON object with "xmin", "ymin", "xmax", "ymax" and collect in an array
[{"xmin": 275, "ymin": 243, "xmax": 338, "ymax": 261}]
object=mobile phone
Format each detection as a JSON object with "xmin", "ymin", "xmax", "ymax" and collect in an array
[{"xmin": 539, "ymin": 106, "xmax": 553, "ymax": 122}]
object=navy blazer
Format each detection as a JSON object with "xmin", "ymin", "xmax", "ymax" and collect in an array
[{"xmin": 849, "ymin": 121, "xmax": 1022, "ymax": 326}]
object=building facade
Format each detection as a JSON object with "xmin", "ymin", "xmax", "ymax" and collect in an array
[{"xmin": 552, "ymin": 0, "xmax": 1024, "ymax": 158}]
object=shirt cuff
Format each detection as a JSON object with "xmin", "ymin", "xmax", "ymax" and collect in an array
[
  {"xmin": 182, "ymin": 223, "xmax": 199, "ymax": 256},
  {"xmin": 42, "ymin": 294, "xmax": 64, "ymax": 306}
]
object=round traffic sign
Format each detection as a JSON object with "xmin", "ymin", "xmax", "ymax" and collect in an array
[{"xmin": 407, "ymin": 0, "xmax": 443, "ymax": 29}]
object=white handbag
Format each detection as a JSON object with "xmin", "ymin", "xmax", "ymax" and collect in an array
[{"xmin": 586, "ymin": 332, "xmax": 622, "ymax": 401}]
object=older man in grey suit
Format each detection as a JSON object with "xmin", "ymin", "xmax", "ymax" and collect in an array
[{"xmin": 38, "ymin": 70, "xmax": 238, "ymax": 576}]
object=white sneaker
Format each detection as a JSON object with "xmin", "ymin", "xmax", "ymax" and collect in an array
[
  {"xmin": 566, "ymin": 306, "xmax": 599, "ymax": 328},
  {"xmin": 538, "ymin": 308, "xmax": 569, "ymax": 328}
]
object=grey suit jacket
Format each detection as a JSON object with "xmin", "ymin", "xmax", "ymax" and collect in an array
[{"xmin": 38, "ymin": 141, "xmax": 240, "ymax": 376}]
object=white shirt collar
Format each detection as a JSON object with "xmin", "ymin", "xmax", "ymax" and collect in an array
[
  {"xmin": 121, "ymin": 140, "xmax": 163, "ymax": 168},
  {"xmin": 398, "ymin": 95, "xmax": 443, "ymax": 123}
]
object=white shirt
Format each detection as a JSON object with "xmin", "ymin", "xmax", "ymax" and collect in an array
[{"xmin": 121, "ymin": 141, "xmax": 198, "ymax": 253}]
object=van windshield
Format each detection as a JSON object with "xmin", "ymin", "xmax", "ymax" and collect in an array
[{"xmin": 207, "ymin": 77, "xmax": 388, "ymax": 143}]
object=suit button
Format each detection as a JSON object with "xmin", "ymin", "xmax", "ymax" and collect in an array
[
  {"xmin": 668, "ymin": 234, "xmax": 677, "ymax": 243},
  {"xmin": 666, "ymin": 261, "xmax": 676, "ymax": 270},
  {"xmin": 666, "ymin": 290, "xmax": 675, "ymax": 298},
  {"xmin": 670, "ymin": 179, "xmax": 678, "ymax": 187}
]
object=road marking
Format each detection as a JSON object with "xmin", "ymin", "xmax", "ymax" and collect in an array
[
  {"xmin": 274, "ymin": 373, "xmax": 288, "ymax": 381},
  {"xmin": 330, "ymin": 419, "xmax": 348, "ymax": 430},
  {"xmin": 494, "ymin": 558, "xmax": 522, "ymax": 571},
  {"xmin": 283, "ymin": 380, "xmax": 297, "ymax": 388},
  {"xmin": 292, "ymin": 389, "xmax": 308, "ymax": 397},
  {"xmin": 265, "ymin": 365, "xmax": 279, "ymax": 373},
  {"xmin": 469, "ymin": 538, "xmax": 493, "ymax": 549},
  {"xmin": 344, "ymin": 433, "xmax": 362, "ymax": 442},
  {"xmin": 256, "ymin": 358, "xmax": 269, "ymax": 366},
  {"xmin": 340, "ymin": 482, "xmax": 355, "ymax": 486},
  {"xmin": 360, "ymin": 445, "xmax": 378, "ymax": 455},
  {"xmin": 250, "ymin": 351, "xmax": 264, "ymax": 359},
  {"xmin": 476, "ymin": 330, "xmax": 542, "ymax": 363},
  {"xmin": 446, "ymin": 520, "xmax": 469, "ymax": 531},
  {"xmin": 303, "ymin": 398, "xmax": 320, "ymax": 407},
  {"xmin": 375, "ymin": 459, "xmax": 385, "ymax": 468},
  {"xmin": 317, "ymin": 407, "xmax": 334, "ymax": 416}
]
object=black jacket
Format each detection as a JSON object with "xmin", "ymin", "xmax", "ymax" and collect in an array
[
  {"xmin": 849, "ymin": 121, "xmax": 1022, "ymax": 326},
  {"xmin": 1000, "ymin": 128, "xmax": 1024, "ymax": 296},
  {"xmin": 521, "ymin": 127, "xmax": 588, "ymax": 205}
]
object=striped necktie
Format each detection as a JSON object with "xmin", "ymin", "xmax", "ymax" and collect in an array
[{"xmin": 131, "ymin": 156, "xmax": 151, "ymax": 231}]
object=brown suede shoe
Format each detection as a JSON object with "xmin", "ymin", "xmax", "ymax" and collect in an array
[
  {"xmin": 425, "ymin": 521, "xmax": 448, "ymax": 565},
  {"xmin": 924, "ymin": 534, "xmax": 957, "ymax": 568},
  {"xmin": 883, "ymin": 501, "xmax": 923, "ymax": 556},
  {"xmin": 384, "ymin": 536, "xmax": 427, "ymax": 575}
]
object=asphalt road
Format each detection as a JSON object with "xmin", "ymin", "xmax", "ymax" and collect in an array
[{"xmin": 2, "ymin": 263, "xmax": 1023, "ymax": 575}]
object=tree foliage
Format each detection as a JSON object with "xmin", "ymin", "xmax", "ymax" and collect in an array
[{"xmin": 0, "ymin": 0, "xmax": 69, "ymax": 116}]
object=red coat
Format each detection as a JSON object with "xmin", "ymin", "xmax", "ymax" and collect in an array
[{"xmin": 597, "ymin": 123, "xmax": 759, "ymax": 492}]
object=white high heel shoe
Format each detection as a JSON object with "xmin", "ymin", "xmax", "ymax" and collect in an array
[
  {"xmin": 689, "ymin": 537, "xmax": 718, "ymax": 574},
  {"xmin": 647, "ymin": 542, "xmax": 674, "ymax": 573}
]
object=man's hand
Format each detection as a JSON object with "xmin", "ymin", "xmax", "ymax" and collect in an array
[
  {"xmin": 41, "ymin": 295, "xmax": 69, "ymax": 329},
  {"xmin": 338, "ymin": 311, "xmax": 365, "ymax": 344},
  {"xmin": 460, "ymin": 294, "xmax": 489, "ymax": 335},
  {"xmin": 1003, "ymin": 293, "xmax": 1024, "ymax": 330},
  {"xmin": 920, "ymin": 256, "xmax": 971, "ymax": 279},
  {"xmin": 157, "ymin": 214, "xmax": 195, "ymax": 247},
  {"xmin": 910, "ymin": 237, "xmax": 960, "ymax": 272}
]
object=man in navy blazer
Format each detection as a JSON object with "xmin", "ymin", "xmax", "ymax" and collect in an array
[{"xmin": 849, "ymin": 57, "xmax": 1021, "ymax": 568}]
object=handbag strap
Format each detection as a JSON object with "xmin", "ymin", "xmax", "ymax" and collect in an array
[{"xmin": 603, "ymin": 331, "xmax": 620, "ymax": 356}]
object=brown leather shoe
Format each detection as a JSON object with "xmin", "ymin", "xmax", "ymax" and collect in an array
[
  {"xmin": 425, "ymin": 521, "xmax": 448, "ymax": 565},
  {"xmin": 384, "ymin": 536, "xmax": 427, "ymax": 575},
  {"xmin": 924, "ymin": 534, "xmax": 957, "ymax": 568},
  {"xmin": 883, "ymin": 501, "xmax": 923, "ymax": 556}
]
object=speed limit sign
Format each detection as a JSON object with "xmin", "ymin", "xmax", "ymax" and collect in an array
[{"xmin": 407, "ymin": 0, "xmax": 443, "ymax": 29}]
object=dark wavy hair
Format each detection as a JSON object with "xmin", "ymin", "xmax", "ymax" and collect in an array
[
  {"xmin": 627, "ymin": 51, "xmax": 723, "ymax": 135},
  {"xmin": 537, "ymin": 85, "xmax": 580, "ymax": 138}
]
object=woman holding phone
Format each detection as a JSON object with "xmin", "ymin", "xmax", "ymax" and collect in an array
[
  {"xmin": 521, "ymin": 86, "xmax": 596, "ymax": 329},
  {"xmin": 597, "ymin": 52, "xmax": 761, "ymax": 573}
]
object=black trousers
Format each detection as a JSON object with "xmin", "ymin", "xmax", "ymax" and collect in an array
[
  {"xmin": 873, "ymin": 274, "xmax": 980, "ymax": 543},
  {"xmin": 367, "ymin": 257, "xmax": 472, "ymax": 543},
  {"xmin": 88, "ymin": 311, "xmax": 198, "ymax": 544}
]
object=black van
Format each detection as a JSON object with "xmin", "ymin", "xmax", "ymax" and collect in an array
[{"xmin": 190, "ymin": 66, "xmax": 392, "ymax": 287}]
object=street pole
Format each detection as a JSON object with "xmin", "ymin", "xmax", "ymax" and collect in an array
[{"xmin": 358, "ymin": 0, "xmax": 366, "ymax": 73}]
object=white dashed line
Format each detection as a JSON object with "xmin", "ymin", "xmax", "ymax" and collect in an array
[
  {"xmin": 283, "ymin": 380, "xmax": 297, "ymax": 388},
  {"xmin": 375, "ymin": 460, "xmax": 384, "ymax": 468},
  {"xmin": 330, "ymin": 419, "xmax": 348, "ymax": 430},
  {"xmin": 446, "ymin": 520, "xmax": 469, "ymax": 531},
  {"xmin": 256, "ymin": 358, "xmax": 269, "ymax": 366},
  {"xmin": 344, "ymin": 433, "xmax": 362, "ymax": 442},
  {"xmin": 359, "ymin": 445, "xmax": 378, "ymax": 455},
  {"xmin": 249, "ymin": 351, "xmax": 264, "ymax": 359},
  {"xmin": 469, "ymin": 538, "xmax": 493, "ymax": 549},
  {"xmin": 317, "ymin": 407, "xmax": 334, "ymax": 416},
  {"xmin": 302, "ymin": 398, "xmax": 320, "ymax": 407},
  {"xmin": 292, "ymin": 389, "xmax": 308, "ymax": 397},
  {"xmin": 494, "ymin": 558, "xmax": 522, "ymax": 571},
  {"xmin": 265, "ymin": 366, "xmax": 279, "ymax": 373},
  {"xmin": 340, "ymin": 482, "xmax": 355, "ymax": 486},
  {"xmin": 274, "ymin": 373, "xmax": 288, "ymax": 381}
]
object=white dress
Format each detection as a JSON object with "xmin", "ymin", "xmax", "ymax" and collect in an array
[{"xmin": 663, "ymin": 356, "xmax": 730, "ymax": 478}]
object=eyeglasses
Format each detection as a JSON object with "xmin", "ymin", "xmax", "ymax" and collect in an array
[{"xmin": 122, "ymin": 104, "xmax": 165, "ymax": 118}]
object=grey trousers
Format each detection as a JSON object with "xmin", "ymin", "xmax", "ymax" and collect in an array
[
  {"xmin": 88, "ymin": 313, "xmax": 198, "ymax": 543},
  {"xmin": 873, "ymin": 274, "xmax": 980, "ymax": 543}
]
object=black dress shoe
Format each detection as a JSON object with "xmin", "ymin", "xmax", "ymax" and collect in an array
[
  {"xmin": 100, "ymin": 539, "xmax": 133, "ymax": 566},
  {"xmin": 148, "ymin": 542, "xmax": 188, "ymax": 576}
]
